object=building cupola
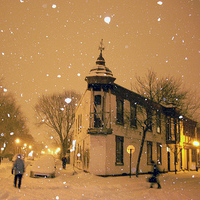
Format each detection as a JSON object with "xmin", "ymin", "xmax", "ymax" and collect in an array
[{"xmin": 85, "ymin": 39, "xmax": 116, "ymax": 86}]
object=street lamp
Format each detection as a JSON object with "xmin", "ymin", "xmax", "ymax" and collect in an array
[
  {"xmin": 193, "ymin": 141, "xmax": 200, "ymax": 171},
  {"xmin": 15, "ymin": 139, "xmax": 20, "ymax": 154},
  {"xmin": 193, "ymin": 141, "xmax": 199, "ymax": 147},
  {"xmin": 15, "ymin": 139, "xmax": 20, "ymax": 144}
]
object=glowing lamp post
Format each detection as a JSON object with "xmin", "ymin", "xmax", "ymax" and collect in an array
[
  {"xmin": 193, "ymin": 141, "xmax": 199, "ymax": 171},
  {"xmin": 127, "ymin": 145, "xmax": 135, "ymax": 178},
  {"xmin": 15, "ymin": 139, "xmax": 20, "ymax": 154}
]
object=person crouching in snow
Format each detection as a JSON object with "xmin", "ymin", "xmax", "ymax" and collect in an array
[
  {"xmin": 12, "ymin": 154, "xmax": 25, "ymax": 189},
  {"xmin": 149, "ymin": 160, "xmax": 161, "ymax": 189}
]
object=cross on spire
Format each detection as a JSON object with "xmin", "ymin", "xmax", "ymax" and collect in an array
[{"xmin": 98, "ymin": 39, "xmax": 105, "ymax": 55}]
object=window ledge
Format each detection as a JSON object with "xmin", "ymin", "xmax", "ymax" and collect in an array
[
  {"xmin": 115, "ymin": 163, "xmax": 124, "ymax": 166},
  {"xmin": 88, "ymin": 128, "xmax": 113, "ymax": 135}
]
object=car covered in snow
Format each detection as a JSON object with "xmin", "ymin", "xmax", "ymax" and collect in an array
[{"xmin": 30, "ymin": 154, "xmax": 56, "ymax": 178}]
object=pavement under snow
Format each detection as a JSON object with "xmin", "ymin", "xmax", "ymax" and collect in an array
[{"xmin": 0, "ymin": 158, "xmax": 200, "ymax": 200}]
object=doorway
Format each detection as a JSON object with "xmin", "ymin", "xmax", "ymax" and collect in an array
[{"xmin": 168, "ymin": 152, "xmax": 170, "ymax": 171}]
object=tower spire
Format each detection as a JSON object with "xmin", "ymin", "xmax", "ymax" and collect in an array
[
  {"xmin": 98, "ymin": 39, "xmax": 105, "ymax": 56},
  {"xmin": 85, "ymin": 39, "xmax": 116, "ymax": 85}
]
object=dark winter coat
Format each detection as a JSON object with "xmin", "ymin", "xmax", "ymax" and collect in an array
[
  {"xmin": 62, "ymin": 157, "xmax": 67, "ymax": 164},
  {"xmin": 152, "ymin": 164, "xmax": 160, "ymax": 177},
  {"xmin": 12, "ymin": 155, "xmax": 25, "ymax": 175}
]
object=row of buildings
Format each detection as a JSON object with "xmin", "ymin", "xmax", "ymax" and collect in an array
[{"xmin": 70, "ymin": 42, "xmax": 199, "ymax": 176}]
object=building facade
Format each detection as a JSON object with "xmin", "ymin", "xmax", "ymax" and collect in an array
[{"xmin": 70, "ymin": 44, "xmax": 198, "ymax": 175}]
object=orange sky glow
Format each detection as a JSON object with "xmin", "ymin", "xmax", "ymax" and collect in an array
[{"xmin": 1, "ymin": 0, "xmax": 200, "ymax": 143}]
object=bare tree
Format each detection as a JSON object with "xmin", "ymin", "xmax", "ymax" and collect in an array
[
  {"xmin": 134, "ymin": 69, "xmax": 200, "ymax": 119},
  {"xmin": 0, "ymin": 79, "xmax": 30, "ymax": 155},
  {"xmin": 136, "ymin": 109, "xmax": 154, "ymax": 177},
  {"xmin": 35, "ymin": 91, "xmax": 81, "ymax": 157},
  {"xmin": 133, "ymin": 69, "xmax": 200, "ymax": 176},
  {"xmin": 124, "ymin": 99, "xmax": 156, "ymax": 177}
]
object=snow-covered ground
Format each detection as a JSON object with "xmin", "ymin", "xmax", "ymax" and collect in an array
[{"xmin": 0, "ymin": 158, "xmax": 200, "ymax": 200}]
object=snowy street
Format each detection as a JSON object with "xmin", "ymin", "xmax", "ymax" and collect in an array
[{"xmin": 0, "ymin": 158, "xmax": 200, "ymax": 200}]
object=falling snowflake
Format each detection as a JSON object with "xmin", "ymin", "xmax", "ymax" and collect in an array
[
  {"xmin": 104, "ymin": 17, "xmax": 111, "ymax": 24},
  {"xmin": 65, "ymin": 98, "xmax": 72, "ymax": 104},
  {"xmin": 57, "ymin": 75, "xmax": 61, "ymax": 78},
  {"xmin": 157, "ymin": 1, "xmax": 163, "ymax": 5},
  {"xmin": 52, "ymin": 4, "xmax": 57, "ymax": 9},
  {"xmin": 42, "ymin": 4, "xmax": 47, "ymax": 9},
  {"xmin": 77, "ymin": 73, "xmax": 81, "ymax": 76}
]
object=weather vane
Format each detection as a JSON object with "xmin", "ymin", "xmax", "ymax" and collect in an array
[{"xmin": 98, "ymin": 39, "xmax": 105, "ymax": 55}]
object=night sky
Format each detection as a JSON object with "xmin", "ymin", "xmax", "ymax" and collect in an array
[{"xmin": 1, "ymin": 0, "xmax": 200, "ymax": 143}]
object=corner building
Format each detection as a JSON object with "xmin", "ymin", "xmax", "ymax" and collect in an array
[{"xmin": 71, "ymin": 45, "xmax": 198, "ymax": 176}]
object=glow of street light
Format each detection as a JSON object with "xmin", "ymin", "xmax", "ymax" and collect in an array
[
  {"xmin": 41, "ymin": 150, "xmax": 45, "ymax": 154},
  {"xmin": 193, "ymin": 141, "xmax": 200, "ymax": 147},
  {"xmin": 15, "ymin": 139, "xmax": 20, "ymax": 144},
  {"xmin": 55, "ymin": 147, "xmax": 61, "ymax": 154}
]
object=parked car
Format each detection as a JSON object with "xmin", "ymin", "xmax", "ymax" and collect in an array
[{"xmin": 30, "ymin": 154, "xmax": 56, "ymax": 178}]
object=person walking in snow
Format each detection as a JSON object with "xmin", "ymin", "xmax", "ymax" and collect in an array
[
  {"xmin": 62, "ymin": 156, "xmax": 67, "ymax": 169},
  {"xmin": 12, "ymin": 154, "xmax": 25, "ymax": 189},
  {"xmin": 149, "ymin": 161, "xmax": 161, "ymax": 189}
]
